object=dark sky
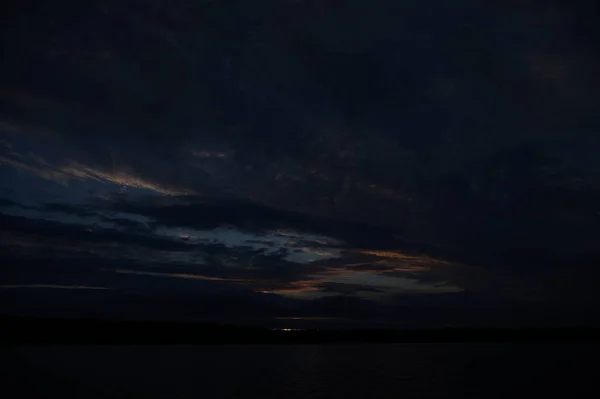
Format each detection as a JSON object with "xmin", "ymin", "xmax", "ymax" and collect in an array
[{"xmin": 1, "ymin": 0, "xmax": 599, "ymax": 328}]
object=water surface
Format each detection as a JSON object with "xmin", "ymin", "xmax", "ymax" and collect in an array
[{"xmin": 4, "ymin": 344, "xmax": 599, "ymax": 398}]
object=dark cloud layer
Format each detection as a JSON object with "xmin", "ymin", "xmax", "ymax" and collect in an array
[{"xmin": 1, "ymin": 0, "xmax": 600, "ymax": 327}]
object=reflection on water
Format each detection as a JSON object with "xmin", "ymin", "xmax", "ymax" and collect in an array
[{"xmin": 4, "ymin": 344, "xmax": 599, "ymax": 398}]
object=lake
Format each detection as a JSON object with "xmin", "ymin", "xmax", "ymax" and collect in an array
[{"xmin": 4, "ymin": 344, "xmax": 599, "ymax": 398}]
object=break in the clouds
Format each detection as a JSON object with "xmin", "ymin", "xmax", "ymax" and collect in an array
[{"xmin": 1, "ymin": 0, "xmax": 600, "ymax": 327}]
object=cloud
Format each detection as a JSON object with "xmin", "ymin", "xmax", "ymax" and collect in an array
[
  {"xmin": 0, "ymin": 195, "xmax": 465, "ymax": 307},
  {"xmin": 103, "ymin": 268, "xmax": 249, "ymax": 283},
  {"xmin": 0, "ymin": 147, "xmax": 190, "ymax": 196},
  {"xmin": 1, "ymin": 0, "xmax": 600, "ymax": 326},
  {"xmin": 2, "ymin": 186, "xmax": 598, "ymax": 311}
]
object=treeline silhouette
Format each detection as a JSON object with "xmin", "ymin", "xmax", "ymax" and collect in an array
[{"xmin": 1, "ymin": 315, "xmax": 598, "ymax": 344}]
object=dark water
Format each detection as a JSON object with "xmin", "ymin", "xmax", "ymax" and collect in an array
[{"xmin": 3, "ymin": 344, "xmax": 599, "ymax": 398}]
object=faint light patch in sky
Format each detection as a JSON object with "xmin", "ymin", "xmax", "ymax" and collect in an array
[
  {"xmin": 103, "ymin": 268, "xmax": 248, "ymax": 283},
  {"xmin": 286, "ymin": 248, "xmax": 342, "ymax": 263},
  {"xmin": 259, "ymin": 280, "xmax": 338, "ymax": 300},
  {"xmin": 108, "ymin": 211, "xmax": 154, "ymax": 225},
  {"xmin": 0, "ymin": 137, "xmax": 188, "ymax": 197},
  {"xmin": 191, "ymin": 150, "xmax": 228, "ymax": 159},
  {"xmin": 155, "ymin": 226, "xmax": 344, "ymax": 263},
  {"xmin": 356, "ymin": 250, "xmax": 453, "ymax": 265},
  {"xmin": 318, "ymin": 271, "xmax": 462, "ymax": 294},
  {"xmin": 0, "ymin": 160, "xmax": 144, "ymax": 208},
  {"xmin": 60, "ymin": 162, "xmax": 190, "ymax": 196},
  {"xmin": 261, "ymin": 269, "xmax": 462, "ymax": 301}
]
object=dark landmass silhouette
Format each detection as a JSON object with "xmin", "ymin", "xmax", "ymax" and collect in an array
[{"xmin": 2, "ymin": 315, "xmax": 599, "ymax": 344}]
